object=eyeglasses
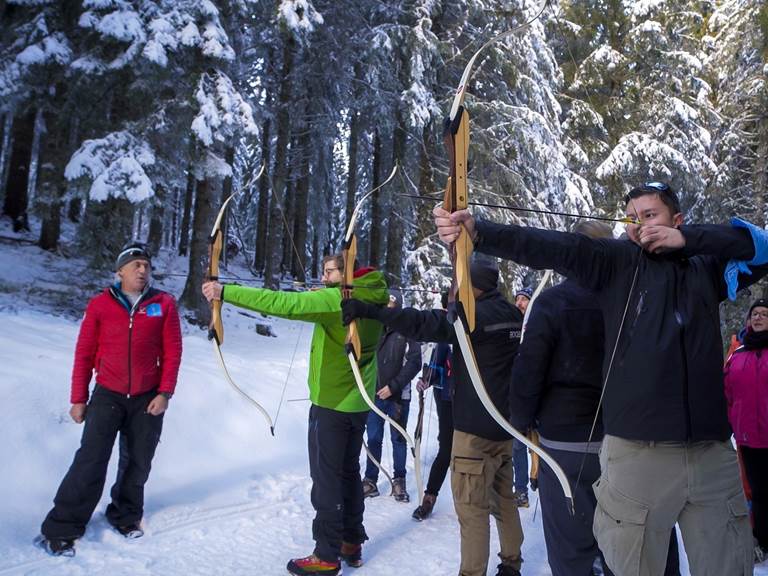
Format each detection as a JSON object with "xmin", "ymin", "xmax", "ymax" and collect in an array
[
  {"xmin": 751, "ymin": 311, "xmax": 768, "ymax": 319},
  {"xmin": 322, "ymin": 267, "xmax": 339, "ymax": 276}
]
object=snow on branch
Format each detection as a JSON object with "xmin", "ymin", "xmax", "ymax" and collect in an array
[
  {"xmin": 191, "ymin": 71, "xmax": 257, "ymax": 147},
  {"xmin": 65, "ymin": 131, "xmax": 155, "ymax": 203},
  {"xmin": 278, "ymin": 0, "xmax": 324, "ymax": 36}
]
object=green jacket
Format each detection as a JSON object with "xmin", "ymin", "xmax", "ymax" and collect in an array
[{"xmin": 222, "ymin": 270, "xmax": 388, "ymax": 413}]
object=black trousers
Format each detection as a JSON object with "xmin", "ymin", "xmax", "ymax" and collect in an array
[
  {"xmin": 308, "ymin": 404, "xmax": 368, "ymax": 562},
  {"xmin": 539, "ymin": 448, "xmax": 680, "ymax": 576},
  {"xmin": 425, "ymin": 395, "xmax": 453, "ymax": 497},
  {"xmin": 41, "ymin": 386, "xmax": 164, "ymax": 539},
  {"xmin": 741, "ymin": 445, "xmax": 768, "ymax": 549}
]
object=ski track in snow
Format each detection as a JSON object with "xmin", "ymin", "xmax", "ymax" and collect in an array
[{"xmin": 0, "ymin": 239, "xmax": 767, "ymax": 575}]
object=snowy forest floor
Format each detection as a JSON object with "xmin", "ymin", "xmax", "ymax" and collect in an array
[{"xmin": 0, "ymin": 222, "xmax": 766, "ymax": 576}]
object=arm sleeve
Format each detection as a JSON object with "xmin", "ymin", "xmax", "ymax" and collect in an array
[
  {"xmin": 680, "ymin": 225, "xmax": 754, "ymax": 260},
  {"xmin": 474, "ymin": 219, "xmax": 623, "ymax": 292},
  {"xmin": 224, "ymin": 284, "xmax": 341, "ymax": 324},
  {"xmin": 372, "ymin": 307, "xmax": 454, "ymax": 343},
  {"xmin": 389, "ymin": 339, "xmax": 422, "ymax": 396},
  {"xmin": 509, "ymin": 297, "xmax": 557, "ymax": 431},
  {"xmin": 70, "ymin": 299, "xmax": 100, "ymax": 404},
  {"xmin": 159, "ymin": 296, "xmax": 183, "ymax": 395}
]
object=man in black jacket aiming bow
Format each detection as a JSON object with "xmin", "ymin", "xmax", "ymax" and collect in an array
[{"xmin": 434, "ymin": 181, "xmax": 765, "ymax": 576}]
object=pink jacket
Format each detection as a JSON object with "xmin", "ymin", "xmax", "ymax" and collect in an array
[{"xmin": 724, "ymin": 346, "xmax": 768, "ymax": 448}]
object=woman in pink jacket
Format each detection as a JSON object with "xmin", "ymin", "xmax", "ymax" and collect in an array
[{"xmin": 725, "ymin": 298, "xmax": 768, "ymax": 564}]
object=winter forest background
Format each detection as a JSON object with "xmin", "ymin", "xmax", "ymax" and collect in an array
[{"xmin": 0, "ymin": 0, "xmax": 766, "ymax": 336}]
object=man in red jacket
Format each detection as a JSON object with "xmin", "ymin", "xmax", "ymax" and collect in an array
[{"xmin": 36, "ymin": 242, "xmax": 182, "ymax": 557}]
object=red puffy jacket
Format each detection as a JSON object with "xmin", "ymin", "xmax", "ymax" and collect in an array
[{"xmin": 70, "ymin": 286, "xmax": 182, "ymax": 404}]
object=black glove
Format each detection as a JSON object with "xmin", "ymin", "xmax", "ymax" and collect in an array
[{"xmin": 341, "ymin": 299, "xmax": 379, "ymax": 326}]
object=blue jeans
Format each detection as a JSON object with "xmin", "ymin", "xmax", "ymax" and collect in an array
[
  {"xmin": 364, "ymin": 397, "xmax": 410, "ymax": 481},
  {"xmin": 512, "ymin": 439, "xmax": 528, "ymax": 493}
]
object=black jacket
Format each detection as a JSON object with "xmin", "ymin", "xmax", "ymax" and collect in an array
[
  {"xmin": 476, "ymin": 220, "xmax": 766, "ymax": 442},
  {"xmin": 511, "ymin": 279, "xmax": 605, "ymax": 442},
  {"xmin": 376, "ymin": 329, "xmax": 421, "ymax": 400},
  {"xmin": 366, "ymin": 289, "xmax": 522, "ymax": 441}
]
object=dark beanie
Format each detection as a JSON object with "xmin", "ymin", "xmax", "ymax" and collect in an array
[
  {"xmin": 749, "ymin": 299, "xmax": 768, "ymax": 316},
  {"xmin": 116, "ymin": 242, "xmax": 152, "ymax": 270},
  {"xmin": 470, "ymin": 260, "xmax": 499, "ymax": 292},
  {"xmin": 388, "ymin": 289, "xmax": 403, "ymax": 308}
]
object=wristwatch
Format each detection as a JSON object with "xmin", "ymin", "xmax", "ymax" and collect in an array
[{"xmin": 160, "ymin": 392, "xmax": 173, "ymax": 400}]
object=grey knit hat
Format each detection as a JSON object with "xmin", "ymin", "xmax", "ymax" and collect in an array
[{"xmin": 116, "ymin": 242, "xmax": 152, "ymax": 270}]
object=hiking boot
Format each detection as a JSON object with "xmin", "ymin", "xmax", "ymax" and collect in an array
[
  {"xmin": 286, "ymin": 554, "xmax": 341, "ymax": 575},
  {"xmin": 115, "ymin": 523, "xmax": 144, "ymax": 539},
  {"xmin": 340, "ymin": 541, "xmax": 363, "ymax": 567},
  {"xmin": 392, "ymin": 477, "xmax": 410, "ymax": 503},
  {"xmin": 412, "ymin": 493, "xmax": 436, "ymax": 521},
  {"xmin": 362, "ymin": 477, "xmax": 379, "ymax": 498},
  {"xmin": 495, "ymin": 563, "xmax": 521, "ymax": 576},
  {"xmin": 513, "ymin": 490, "xmax": 529, "ymax": 508},
  {"xmin": 34, "ymin": 535, "xmax": 76, "ymax": 557}
]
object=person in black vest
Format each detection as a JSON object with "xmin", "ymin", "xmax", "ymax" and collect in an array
[{"xmin": 343, "ymin": 259, "xmax": 525, "ymax": 576}]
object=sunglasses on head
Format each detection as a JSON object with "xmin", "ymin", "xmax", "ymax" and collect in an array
[
  {"xmin": 118, "ymin": 242, "xmax": 152, "ymax": 260},
  {"xmin": 641, "ymin": 181, "xmax": 670, "ymax": 192}
]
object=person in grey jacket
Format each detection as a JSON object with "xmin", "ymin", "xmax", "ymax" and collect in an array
[{"xmin": 362, "ymin": 289, "xmax": 422, "ymax": 503}]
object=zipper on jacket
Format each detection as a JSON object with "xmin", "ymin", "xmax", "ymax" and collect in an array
[
  {"xmin": 126, "ymin": 293, "xmax": 145, "ymax": 398},
  {"xmin": 673, "ymin": 273, "xmax": 692, "ymax": 439},
  {"xmin": 128, "ymin": 314, "xmax": 134, "ymax": 398}
]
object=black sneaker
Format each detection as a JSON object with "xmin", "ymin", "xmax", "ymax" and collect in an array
[
  {"xmin": 34, "ymin": 534, "xmax": 76, "ymax": 557},
  {"xmin": 116, "ymin": 523, "xmax": 144, "ymax": 539},
  {"xmin": 495, "ymin": 563, "xmax": 521, "ymax": 576},
  {"xmin": 362, "ymin": 477, "xmax": 379, "ymax": 498}
]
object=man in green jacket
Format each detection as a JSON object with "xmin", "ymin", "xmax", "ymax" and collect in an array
[{"xmin": 202, "ymin": 254, "xmax": 388, "ymax": 576}]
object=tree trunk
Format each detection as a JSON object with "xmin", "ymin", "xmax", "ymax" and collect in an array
[
  {"xmin": 311, "ymin": 229, "xmax": 319, "ymax": 280},
  {"xmin": 180, "ymin": 176, "xmax": 219, "ymax": 324},
  {"xmin": 385, "ymin": 118, "xmax": 407, "ymax": 283},
  {"xmin": 147, "ymin": 184, "xmax": 166, "ymax": 255},
  {"xmin": 280, "ymin": 168, "xmax": 296, "ymax": 274},
  {"xmin": 345, "ymin": 111, "xmax": 360, "ymax": 229},
  {"xmin": 178, "ymin": 167, "xmax": 195, "ymax": 256},
  {"xmin": 264, "ymin": 36, "xmax": 295, "ymax": 290},
  {"xmin": 2, "ymin": 109, "xmax": 35, "ymax": 231},
  {"xmin": 368, "ymin": 130, "xmax": 382, "ymax": 268},
  {"xmin": 37, "ymin": 107, "xmax": 70, "ymax": 250},
  {"xmin": 292, "ymin": 126, "xmax": 310, "ymax": 282},
  {"xmin": 254, "ymin": 117, "xmax": 271, "ymax": 274},
  {"xmin": 221, "ymin": 145, "xmax": 235, "ymax": 267},
  {"xmin": 415, "ymin": 122, "xmax": 437, "ymax": 245},
  {"xmin": 754, "ymin": 87, "xmax": 768, "ymax": 229},
  {"xmin": 167, "ymin": 186, "xmax": 180, "ymax": 249},
  {"xmin": 0, "ymin": 112, "xmax": 11, "ymax": 201},
  {"xmin": 80, "ymin": 196, "xmax": 133, "ymax": 268}
]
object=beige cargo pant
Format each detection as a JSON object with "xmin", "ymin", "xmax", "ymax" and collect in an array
[
  {"xmin": 451, "ymin": 430, "xmax": 523, "ymax": 576},
  {"xmin": 593, "ymin": 434, "xmax": 753, "ymax": 576}
]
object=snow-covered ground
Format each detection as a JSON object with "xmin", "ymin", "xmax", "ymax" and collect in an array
[{"xmin": 0, "ymin": 235, "xmax": 765, "ymax": 575}]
